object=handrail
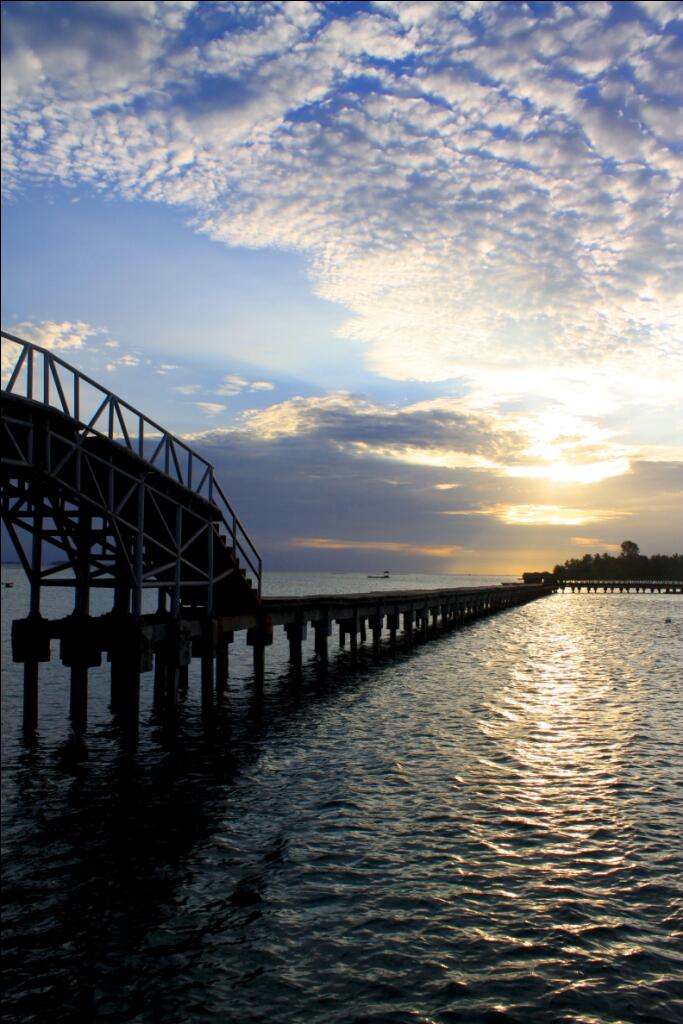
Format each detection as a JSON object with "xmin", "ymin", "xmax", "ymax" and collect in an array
[{"xmin": 1, "ymin": 330, "xmax": 262, "ymax": 596}]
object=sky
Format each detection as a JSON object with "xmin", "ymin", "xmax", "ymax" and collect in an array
[{"xmin": 2, "ymin": 0, "xmax": 682, "ymax": 574}]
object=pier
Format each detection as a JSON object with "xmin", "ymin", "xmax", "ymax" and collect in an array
[
  {"xmin": 555, "ymin": 579, "xmax": 682, "ymax": 593},
  {"xmin": 1, "ymin": 332, "xmax": 554, "ymax": 733}
]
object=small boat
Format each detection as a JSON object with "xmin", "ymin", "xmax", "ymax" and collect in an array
[{"xmin": 368, "ymin": 570, "xmax": 391, "ymax": 579}]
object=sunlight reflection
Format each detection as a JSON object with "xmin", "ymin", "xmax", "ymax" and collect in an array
[{"xmin": 474, "ymin": 597, "xmax": 639, "ymax": 863}]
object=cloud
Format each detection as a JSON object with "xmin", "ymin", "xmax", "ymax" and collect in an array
[
  {"xmin": 1, "ymin": 1, "xmax": 680, "ymax": 428},
  {"xmin": 2, "ymin": 0, "xmax": 681, "ymax": 503},
  {"xmin": 196, "ymin": 401, "xmax": 226, "ymax": 417},
  {"xmin": 1, "ymin": 319, "xmax": 106, "ymax": 383},
  {"xmin": 4, "ymin": 318, "xmax": 102, "ymax": 351},
  {"xmin": 445, "ymin": 504, "xmax": 624, "ymax": 526},
  {"xmin": 214, "ymin": 374, "xmax": 274, "ymax": 396},
  {"xmin": 185, "ymin": 412, "xmax": 681, "ymax": 570},
  {"xmin": 229, "ymin": 391, "xmax": 635, "ymax": 484},
  {"xmin": 570, "ymin": 537, "xmax": 622, "ymax": 550},
  {"xmin": 290, "ymin": 538, "xmax": 463, "ymax": 558}
]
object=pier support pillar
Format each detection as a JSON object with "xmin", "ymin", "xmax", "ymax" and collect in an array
[
  {"xmin": 247, "ymin": 617, "xmax": 273, "ymax": 685},
  {"xmin": 70, "ymin": 665, "xmax": 88, "ymax": 734},
  {"xmin": 152, "ymin": 621, "xmax": 191, "ymax": 714},
  {"xmin": 215, "ymin": 622, "xmax": 231, "ymax": 696},
  {"xmin": 215, "ymin": 629, "xmax": 232, "ymax": 694},
  {"xmin": 18, "ymin": 496, "xmax": 47, "ymax": 733},
  {"xmin": 285, "ymin": 621, "xmax": 307, "ymax": 672},
  {"xmin": 200, "ymin": 620, "xmax": 215, "ymax": 715},
  {"xmin": 387, "ymin": 613, "xmax": 398, "ymax": 649},
  {"xmin": 349, "ymin": 625, "xmax": 358, "ymax": 663},
  {"xmin": 61, "ymin": 614, "xmax": 101, "ymax": 732},
  {"xmin": 339, "ymin": 615, "xmax": 359, "ymax": 663},
  {"xmin": 165, "ymin": 664, "xmax": 180, "ymax": 711},
  {"xmin": 153, "ymin": 647, "xmax": 168, "ymax": 712},
  {"xmin": 109, "ymin": 617, "xmax": 146, "ymax": 726},
  {"xmin": 403, "ymin": 611, "xmax": 414, "ymax": 645},
  {"xmin": 13, "ymin": 616, "xmax": 50, "ymax": 733},
  {"xmin": 253, "ymin": 642, "xmax": 265, "ymax": 683},
  {"xmin": 370, "ymin": 612, "xmax": 383, "ymax": 659},
  {"xmin": 23, "ymin": 661, "xmax": 39, "ymax": 733},
  {"xmin": 313, "ymin": 616, "xmax": 331, "ymax": 667},
  {"xmin": 110, "ymin": 656, "xmax": 141, "ymax": 726}
]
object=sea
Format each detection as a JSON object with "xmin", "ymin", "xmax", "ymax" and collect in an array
[{"xmin": 1, "ymin": 566, "xmax": 682, "ymax": 1024}]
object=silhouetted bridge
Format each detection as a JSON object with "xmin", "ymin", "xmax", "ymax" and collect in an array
[{"xmin": 2, "ymin": 331, "xmax": 554, "ymax": 734}]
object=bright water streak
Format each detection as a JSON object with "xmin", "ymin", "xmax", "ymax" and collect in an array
[{"xmin": 1, "ymin": 569, "xmax": 683, "ymax": 1024}]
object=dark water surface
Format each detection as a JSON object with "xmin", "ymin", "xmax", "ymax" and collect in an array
[{"xmin": 2, "ymin": 568, "xmax": 682, "ymax": 1024}]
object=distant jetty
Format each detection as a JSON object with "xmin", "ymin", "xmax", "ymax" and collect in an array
[{"xmin": 522, "ymin": 572, "xmax": 682, "ymax": 593}]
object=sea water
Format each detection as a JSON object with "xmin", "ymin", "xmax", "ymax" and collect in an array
[{"xmin": 1, "ymin": 567, "xmax": 682, "ymax": 1024}]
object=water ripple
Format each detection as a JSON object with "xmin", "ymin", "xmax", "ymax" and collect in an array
[{"xmin": 2, "ymin": 580, "xmax": 682, "ymax": 1023}]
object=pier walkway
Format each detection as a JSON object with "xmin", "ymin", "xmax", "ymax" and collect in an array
[{"xmin": 1, "ymin": 332, "xmax": 554, "ymax": 733}]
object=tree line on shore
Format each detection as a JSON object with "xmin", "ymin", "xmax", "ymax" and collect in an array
[{"xmin": 552, "ymin": 541, "xmax": 683, "ymax": 581}]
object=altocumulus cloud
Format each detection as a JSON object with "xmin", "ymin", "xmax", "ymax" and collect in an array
[
  {"xmin": 2, "ymin": 0, "xmax": 682, "ymax": 423},
  {"xmin": 3, "ymin": 0, "xmax": 682, "ymax": 569}
]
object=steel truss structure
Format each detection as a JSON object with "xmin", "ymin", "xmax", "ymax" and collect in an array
[{"xmin": 1, "ymin": 331, "xmax": 261, "ymax": 618}]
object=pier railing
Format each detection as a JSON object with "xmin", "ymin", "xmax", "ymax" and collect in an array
[{"xmin": 1, "ymin": 330, "xmax": 262, "ymax": 594}]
